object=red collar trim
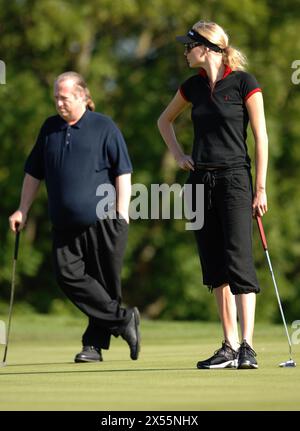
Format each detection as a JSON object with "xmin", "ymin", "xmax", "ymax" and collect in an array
[
  {"xmin": 198, "ymin": 65, "xmax": 232, "ymax": 79},
  {"xmin": 223, "ymin": 65, "xmax": 232, "ymax": 79},
  {"xmin": 198, "ymin": 68, "xmax": 207, "ymax": 77}
]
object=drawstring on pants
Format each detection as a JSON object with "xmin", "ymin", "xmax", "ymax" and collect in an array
[{"xmin": 202, "ymin": 171, "xmax": 216, "ymax": 210}]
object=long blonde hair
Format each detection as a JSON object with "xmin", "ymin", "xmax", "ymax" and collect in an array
[
  {"xmin": 193, "ymin": 20, "xmax": 247, "ymax": 71},
  {"xmin": 55, "ymin": 71, "xmax": 95, "ymax": 111}
]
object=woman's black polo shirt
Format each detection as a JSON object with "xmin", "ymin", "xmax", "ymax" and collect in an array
[
  {"xmin": 25, "ymin": 110, "xmax": 133, "ymax": 230},
  {"xmin": 179, "ymin": 65, "xmax": 261, "ymax": 168}
]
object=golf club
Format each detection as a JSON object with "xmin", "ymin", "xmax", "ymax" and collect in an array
[
  {"xmin": 0, "ymin": 321, "xmax": 6, "ymax": 345},
  {"xmin": 1, "ymin": 229, "xmax": 20, "ymax": 367},
  {"xmin": 256, "ymin": 215, "xmax": 296, "ymax": 368}
]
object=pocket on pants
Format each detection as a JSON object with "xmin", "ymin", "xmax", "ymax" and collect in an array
[
  {"xmin": 230, "ymin": 170, "xmax": 252, "ymax": 193},
  {"xmin": 222, "ymin": 170, "xmax": 253, "ymax": 209},
  {"xmin": 115, "ymin": 211, "xmax": 129, "ymax": 228}
]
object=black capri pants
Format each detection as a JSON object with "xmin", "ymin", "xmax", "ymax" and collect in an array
[
  {"xmin": 187, "ymin": 166, "xmax": 260, "ymax": 295},
  {"xmin": 52, "ymin": 214, "xmax": 131, "ymax": 350}
]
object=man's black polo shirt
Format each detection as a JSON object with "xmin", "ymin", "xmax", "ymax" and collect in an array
[
  {"xmin": 179, "ymin": 65, "xmax": 262, "ymax": 168},
  {"xmin": 25, "ymin": 109, "xmax": 133, "ymax": 230}
]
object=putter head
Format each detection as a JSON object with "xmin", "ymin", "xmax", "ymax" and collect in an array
[
  {"xmin": 0, "ymin": 362, "xmax": 7, "ymax": 368},
  {"xmin": 279, "ymin": 359, "xmax": 296, "ymax": 368}
]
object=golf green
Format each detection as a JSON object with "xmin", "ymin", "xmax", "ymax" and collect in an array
[{"xmin": 0, "ymin": 314, "xmax": 299, "ymax": 411}]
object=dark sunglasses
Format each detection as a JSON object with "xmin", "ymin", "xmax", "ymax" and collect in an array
[{"xmin": 184, "ymin": 42, "xmax": 202, "ymax": 53}]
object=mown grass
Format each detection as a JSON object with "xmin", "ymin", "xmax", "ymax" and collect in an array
[{"xmin": 0, "ymin": 314, "xmax": 299, "ymax": 411}]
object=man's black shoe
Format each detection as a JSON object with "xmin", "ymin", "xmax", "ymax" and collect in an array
[
  {"xmin": 197, "ymin": 341, "xmax": 238, "ymax": 369},
  {"xmin": 74, "ymin": 346, "xmax": 103, "ymax": 363},
  {"xmin": 121, "ymin": 307, "xmax": 141, "ymax": 360},
  {"xmin": 238, "ymin": 340, "xmax": 258, "ymax": 369}
]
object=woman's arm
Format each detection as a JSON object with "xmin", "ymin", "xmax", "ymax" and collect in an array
[
  {"xmin": 246, "ymin": 91, "xmax": 268, "ymax": 217},
  {"xmin": 157, "ymin": 90, "xmax": 194, "ymax": 171}
]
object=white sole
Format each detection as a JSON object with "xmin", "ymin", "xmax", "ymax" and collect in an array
[
  {"xmin": 198, "ymin": 359, "xmax": 238, "ymax": 369},
  {"xmin": 238, "ymin": 362, "xmax": 258, "ymax": 369}
]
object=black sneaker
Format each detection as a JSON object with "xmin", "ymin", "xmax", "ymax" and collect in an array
[
  {"xmin": 196, "ymin": 341, "xmax": 238, "ymax": 369},
  {"xmin": 121, "ymin": 307, "xmax": 141, "ymax": 360},
  {"xmin": 74, "ymin": 346, "xmax": 103, "ymax": 363},
  {"xmin": 238, "ymin": 340, "xmax": 258, "ymax": 369}
]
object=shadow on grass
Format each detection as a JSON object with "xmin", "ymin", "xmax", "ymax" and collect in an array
[
  {"xmin": 0, "ymin": 365, "xmax": 201, "ymax": 376},
  {"xmin": 1, "ymin": 362, "xmax": 74, "ymax": 367}
]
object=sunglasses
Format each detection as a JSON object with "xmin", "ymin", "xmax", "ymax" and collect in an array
[{"xmin": 184, "ymin": 42, "xmax": 203, "ymax": 53}]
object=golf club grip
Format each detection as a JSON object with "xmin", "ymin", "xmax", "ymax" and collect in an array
[
  {"xmin": 14, "ymin": 231, "xmax": 20, "ymax": 260},
  {"xmin": 256, "ymin": 216, "xmax": 268, "ymax": 250}
]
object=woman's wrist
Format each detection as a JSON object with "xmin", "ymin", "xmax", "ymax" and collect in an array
[{"xmin": 174, "ymin": 151, "xmax": 184, "ymax": 162}]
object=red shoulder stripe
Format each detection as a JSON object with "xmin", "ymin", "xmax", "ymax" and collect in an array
[
  {"xmin": 179, "ymin": 86, "xmax": 189, "ymax": 102},
  {"xmin": 244, "ymin": 88, "xmax": 262, "ymax": 101}
]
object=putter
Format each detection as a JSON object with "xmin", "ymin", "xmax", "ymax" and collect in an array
[
  {"xmin": 0, "ymin": 321, "xmax": 6, "ymax": 345},
  {"xmin": 1, "ymin": 229, "xmax": 20, "ymax": 367},
  {"xmin": 256, "ymin": 216, "xmax": 296, "ymax": 368}
]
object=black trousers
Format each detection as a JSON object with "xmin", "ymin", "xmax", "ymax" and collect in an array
[
  {"xmin": 187, "ymin": 166, "xmax": 260, "ymax": 295},
  {"xmin": 52, "ymin": 215, "xmax": 131, "ymax": 349}
]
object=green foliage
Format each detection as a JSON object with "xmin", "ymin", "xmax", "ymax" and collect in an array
[{"xmin": 1, "ymin": 0, "xmax": 300, "ymax": 321}]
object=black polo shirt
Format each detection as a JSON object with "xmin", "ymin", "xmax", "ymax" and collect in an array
[
  {"xmin": 179, "ymin": 65, "xmax": 262, "ymax": 168},
  {"xmin": 25, "ymin": 109, "xmax": 133, "ymax": 230}
]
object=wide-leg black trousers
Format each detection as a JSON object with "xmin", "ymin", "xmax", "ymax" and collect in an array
[
  {"xmin": 187, "ymin": 166, "xmax": 260, "ymax": 295},
  {"xmin": 52, "ymin": 215, "xmax": 131, "ymax": 349}
]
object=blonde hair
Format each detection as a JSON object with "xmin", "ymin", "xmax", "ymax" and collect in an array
[
  {"xmin": 193, "ymin": 20, "xmax": 247, "ymax": 71},
  {"xmin": 55, "ymin": 71, "xmax": 95, "ymax": 111}
]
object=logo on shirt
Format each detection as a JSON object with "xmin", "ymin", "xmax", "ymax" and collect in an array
[{"xmin": 224, "ymin": 95, "xmax": 230, "ymax": 101}]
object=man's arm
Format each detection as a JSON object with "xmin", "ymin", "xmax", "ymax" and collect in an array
[
  {"xmin": 115, "ymin": 173, "xmax": 131, "ymax": 223},
  {"xmin": 9, "ymin": 173, "xmax": 41, "ymax": 231}
]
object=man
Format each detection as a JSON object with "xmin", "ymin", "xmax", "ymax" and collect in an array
[{"xmin": 9, "ymin": 71, "xmax": 140, "ymax": 363}]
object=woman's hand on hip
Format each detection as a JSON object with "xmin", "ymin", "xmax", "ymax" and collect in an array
[{"xmin": 176, "ymin": 154, "xmax": 195, "ymax": 171}]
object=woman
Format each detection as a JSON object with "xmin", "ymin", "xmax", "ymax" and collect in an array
[{"xmin": 157, "ymin": 21, "xmax": 268, "ymax": 369}]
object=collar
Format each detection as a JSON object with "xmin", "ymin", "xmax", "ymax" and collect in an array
[
  {"xmin": 59, "ymin": 109, "xmax": 88, "ymax": 130},
  {"xmin": 198, "ymin": 64, "xmax": 232, "ymax": 80}
]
